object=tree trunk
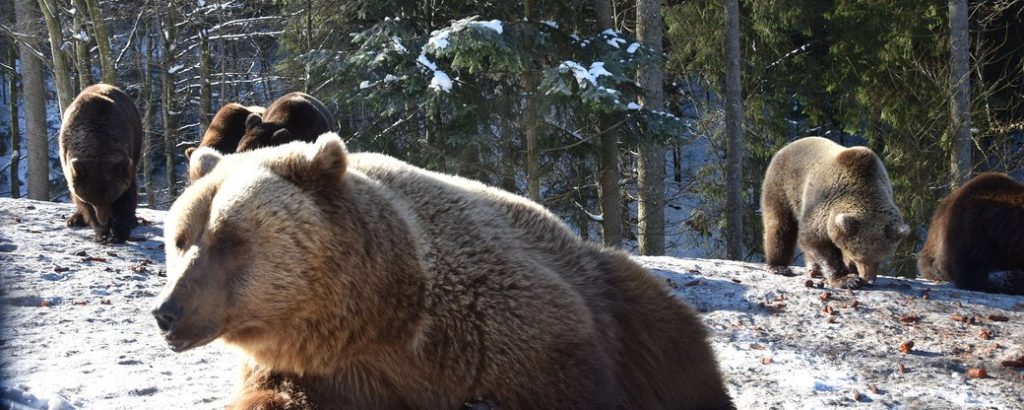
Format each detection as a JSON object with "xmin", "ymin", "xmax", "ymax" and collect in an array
[
  {"xmin": 36, "ymin": 0, "xmax": 74, "ymax": 114},
  {"xmin": 15, "ymin": 0, "xmax": 50, "ymax": 200},
  {"xmin": 83, "ymin": 0, "xmax": 115, "ymax": 84},
  {"xmin": 636, "ymin": 0, "xmax": 666, "ymax": 255},
  {"xmin": 140, "ymin": 19, "xmax": 155, "ymax": 207},
  {"xmin": 8, "ymin": 40, "xmax": 21, "ymax": 198},
  {"xmin": 523, "ymin": 0, "xmax": 541, "ymax": 202},
  {"xmin": 160, "ymin": 9, "xmax": 177, "ymax": 199},
  {"xmin": 199, "ymin": 28, "xmax": 211, "ymax": 133},
  {"xmin": 595, "ymin": 0, "xmax": 623, "ymax": 248},
  {"xmin": 949, "ymin": 0, "xmax": 971, "ymax": 188},
  {"xmin": 724, "ymin": 0, "xmax": 745, "ymax": 260},
  {"xmin": 71, "ymin": 0, "xmax": 91, "ymax": 90}
]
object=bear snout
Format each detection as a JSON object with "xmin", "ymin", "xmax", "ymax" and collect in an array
[{"xmin": 152, "ymin": 300, "xmax": 183, "ymax": 333}]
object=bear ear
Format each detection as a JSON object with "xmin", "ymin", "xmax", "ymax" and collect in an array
[
  {"xmin": 188, "ymin": 147, "xmax": 223, "ymax": 182},
  {"xmin": 273, "ymin": 133, "xmax": 348, "ymax": 190},
  {"xmin": 272, "ymin": 128, "xmax": 292, "ymax": 142},
  {"xmin": 245, "ymin": 113, "xmax": 262, "ymax": 130},
  {"xmin": 887, "ymin": 222, "xmax": 910, "ymax": 240},
  {"xmin": 69, "ymin": 157, "xmax": 86, "ymax": 179},
  {"xmin": 184, "ymin": 147, "xmax": 196, "ymax": 160},
  {"xmin": 835, "ymin": 213, "xmax": 859, "ymax": 236}
]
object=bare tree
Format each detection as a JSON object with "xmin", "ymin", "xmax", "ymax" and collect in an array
[
  {"xmin": 37, "ymin": 0, "xmax": 74, "ymax": 113},
  {"xmin": 139, "ymin": 17, "xmax": 155, "ymax": 207},
  {"xmin": 723, "ymin": 0, "xmax": 745, "ymax": 260},
  {"xmin": 637, "ymin": 0, "xmax": 666, "ymax": 255},
  {"xmin": 70, "ymin": 0, "xmax": 92, "ymax": 90},
  {"xmin": 83, "ymin": 0, "xmax": 115, "ymax": 84},
  {"xmin": 14, "ymin": 0, "xmax": 49, "ymax": 200},
  {"xmin": 949, "ymin": 0, "xmax": 971, "ymax": 188},
  {"xmin": 160, "ymin": 8, "xmax": 177, "ymax": 198},
  {"xmin": 595, "ymin": 0, "xmax": 622, "ymax": 248}
]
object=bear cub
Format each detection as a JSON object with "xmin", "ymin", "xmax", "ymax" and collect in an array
[
  {"xmin": 918, "ymin": 172, "xmax": 1024, "ymax": 295},
  {"xmin": 762, "ymin": 137, "xmax": 909, "ymax": 289},
  {"xmin": 235, "ymin": 92, "xmax": 333, "ymax": 151},
  {"xmin": 60, "ymin": 84, "xmax": 142, "ymax": 243}
]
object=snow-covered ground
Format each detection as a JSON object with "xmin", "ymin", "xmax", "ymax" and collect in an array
[{"xmin": 1, "ymin": 197, "xmax": 1022, "ymax": 409}]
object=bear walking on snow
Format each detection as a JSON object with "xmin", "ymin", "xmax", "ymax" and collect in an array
[
  {"xmin": 235, "ymin": 92, "xmax": 333, "ymax": 152},
  {"xmin": 761, "ymin": 137, "xmax": 909, "ymax": 289},
  {"xmin": 918, "ymin": 172, "xmax": 1024, "ymax": 295},
  {"xmin": 153, "ymin": 134, "xmax": 733, "ymax": 410},
  {"xmin": 184, "ymin": 103, "xmax": 266, "ymax": 160},
  {"xmin": 60, "ymin": 84, "xmax": 142, "ymax": 243}
]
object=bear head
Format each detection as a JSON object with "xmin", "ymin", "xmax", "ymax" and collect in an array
[
  {"xmin": 828, "ymin": 212, "xmax": 910, "ymax": 283},
  {"xmin": 153, "ymin": 134, "xmax": 348, "ymax": 355},
  {"xmin": 236, "ymin": 113, "xmax": 292, "ymax": 152},
  {"xmin": 67, "ymin": 155, "xmax": 134, "ymax": 224}
]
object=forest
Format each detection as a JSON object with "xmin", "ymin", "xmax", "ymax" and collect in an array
[{"xmin": 2, "ymin": 0, "xmax": 1023, "ymax": 276}]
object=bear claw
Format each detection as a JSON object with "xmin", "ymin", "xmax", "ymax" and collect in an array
[{"xmin": 827, "ymin": 275, "xmax": 865, "ymax": 290}]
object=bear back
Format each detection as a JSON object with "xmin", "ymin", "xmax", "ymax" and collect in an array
[{"xmin": 236, "ymin": 92, "xmax": 334, "ymax": 152}]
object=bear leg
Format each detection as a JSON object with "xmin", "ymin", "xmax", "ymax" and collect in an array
[
  {"xmin": 763, "ymin": 202, "xmax": 798, "ymax": 276},
  {"xmin": 66, "ymin": 196, "xmax": 93, "ymax": 228},
  {"xmin": 803, "ymin": 242, "xmax": 862, "ymax": 289},
  {"xmin": 107, "ymin": 182, "xmax": 139, "ymax": 243}
]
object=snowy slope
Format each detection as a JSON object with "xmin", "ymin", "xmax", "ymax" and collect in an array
[{"xmin": 1, "ymin": 197, "xmax": 1023, "ymax": 409}]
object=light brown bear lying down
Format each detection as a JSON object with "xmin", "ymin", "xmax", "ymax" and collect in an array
[{"xmin": 152, "ymin": 133, "xmax": 734, "ymax": 410}]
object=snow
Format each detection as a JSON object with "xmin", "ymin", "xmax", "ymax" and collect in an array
[
  {"xmin": 391, "ymin": 37, "xmax": 408, "ymax": 54},
  {"xmin": 470, "ymin": 20, "xmax": 503, "ymax": 34},
  {"xmin": 168, "ymin": 64, "xmax": 185, "ymax": 74},
  {"xmin": 383, "ymin": 74, "xmax": 401, "ymax": 83},
  {"xmin": 560, "ymin": 61, "xmax": 613, "ymax": 88},
  {"xmin": 542, "ymin": 20, "xmax": 558, "ymax": 29},
  {"xmin": 416, "ymin": 53, "xmax": 437, "ymax": 71},
  {"xmin": 426, "ymin": 31, "xmax": 450, "ymax": 50},
  {"xmin": 626, "ymin": 42, "xmax": 641, "ymax": 54},
  {"xmin": 2, "ymin": 198, "xmax": 1023, "ymax": 409},
  {"xmin": 359, "ymin": 80, "xmax": 375, "ymax": 89},
  {"xmin": 429, "ymin": 71, "xmax": 453, "ymax": 93},
  {"xmin": 627, "ymin": 102, "xmax": 641, "ymax": 110}
]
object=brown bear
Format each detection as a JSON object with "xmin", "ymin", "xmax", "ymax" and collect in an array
[
  {"xmin": 235, "ymin": 92, "xmax": 333, "ymax": 152},
  {"xmin": 59, "ymin": 84, "xmax": 142, "ymax": 243},
  {"xmin": 761, "ymin": 137, "xmax": 910, "ymax": 289},
  {"xmin": 184, "ymin": 103, "xmax": 266, "ymax": 160},
  {"xmin": 153, "ymin": 134, "xmax": 734, "ymax": 410},
  {"xmin": 918, "ymin": 172, "xmax": 1024, "ymax": 294}
]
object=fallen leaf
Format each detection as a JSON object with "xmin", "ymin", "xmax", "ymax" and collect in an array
[
  {"xmin": 967, "ymin": 368, "xmax": 987, "ymax": 379},
  {"xmin": 760, "ymin": 356, "xmax": 772, "ymax": 365},
  {"xmin": 899, "ymin": 340, "xmax": 914, "ymax": 354},
  {"xmin": 988, "ymin": 314, "xmax": 1009, "ymax": 322},
  {"xmin": 819, "ymin": 292, "xmax": 832, "ymax": 302}
]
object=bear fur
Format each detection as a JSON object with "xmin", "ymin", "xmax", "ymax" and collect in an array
[
  {"xmin": 917, "ymin": 172, "xmax": 1024, "ymax": 295},
  {"xmin": 153, "ymin": 134, "xmax": 734, "ymax": 410},
  {"xmin": 761, "ymin": 137, "xmax": 910, "ymax": 289},
  {"xmin": 235, "ymin": 92, "xmax": 333, "ymax": 152},
  {"xmin": 59, "ymin": 84, "xmax": 142, "ymax": 243},
  {"xmin": 184, "ymin": 103, "xmax": 266, "ymax": 160}
]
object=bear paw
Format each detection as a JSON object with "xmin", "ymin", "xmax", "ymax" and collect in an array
[
  {"xmin": 767, "ymin": 265, "xmax": 796, "ymax": 277},
  {"xmin": 66, "ymin": 212, "xmax": 87, "ymax": 228},
  {"xmin": 826, "ymin": 275, "xmax": 865, "ymax": 290}
]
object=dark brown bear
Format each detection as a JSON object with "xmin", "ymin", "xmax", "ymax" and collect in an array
[
  {"xmin": 235, "ymin": 92, "xmax": 333, "ymax": 152},
  {"xmin": 59, "ymin": 84, "xmax": 142, "ymax": 243},
  {"xmin": 183, "ymin": 103, "xmax": 265, "ymax": 160},
  {"xmin": 918, "ymin": 172, "xmax": 1024, "ymax": 294},
  {"xmin": 155, "ymin": 134, "xmax": 735, "ymax": 410}
]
